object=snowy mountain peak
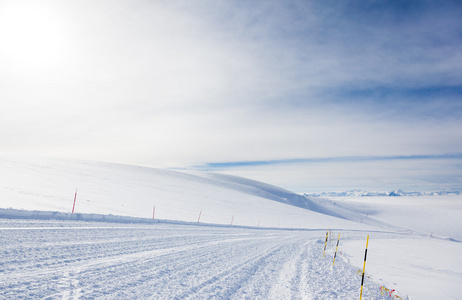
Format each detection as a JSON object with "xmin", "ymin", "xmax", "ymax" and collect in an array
[
  {"xmin": 304, "ymin": 189, "xmax": 461, "ymax": 197},
  {"xmin": 388, "ymin": 189, "xmax": 405, "ymax": 196}
]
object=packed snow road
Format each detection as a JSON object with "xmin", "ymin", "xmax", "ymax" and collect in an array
[{"xmin": 0, "ymin": 219, "xmax": 383, "ymax": 299}]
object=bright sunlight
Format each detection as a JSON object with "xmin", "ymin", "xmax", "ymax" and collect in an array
[{"xmin": 0, "ymin": 1, "xmax": 68, "ymax": 71}]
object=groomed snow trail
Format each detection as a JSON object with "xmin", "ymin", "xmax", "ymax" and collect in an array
[{"xmin": 0, "ymin": 220, "xmax": 383, "ymax": 299}]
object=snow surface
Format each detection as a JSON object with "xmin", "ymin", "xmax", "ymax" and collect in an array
[
  {"xmin": 0, "ymin": 155, "xmax": 372, "ymax": 230},
  {"xmin": 1, "ymin": 155, "xmax": 461, "ymax": 299}
]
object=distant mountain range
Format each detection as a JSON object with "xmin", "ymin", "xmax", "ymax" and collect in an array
[{"xmin": 304, "ymin": 189, "xmax": 461, "ymax": 197}]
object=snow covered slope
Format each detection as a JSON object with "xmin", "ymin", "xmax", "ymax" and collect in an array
[
  {"xmin": 0, "ymin": 155, "xmax": 367, "ymax": 230},
  {"xmin": 1, "ymin": 155, "xmax": 462, "ymax": 299}
]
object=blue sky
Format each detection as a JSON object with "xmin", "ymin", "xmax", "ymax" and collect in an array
[{"xmin": 1, "ymin": 0, "xmax": 461, "ymax": 193}]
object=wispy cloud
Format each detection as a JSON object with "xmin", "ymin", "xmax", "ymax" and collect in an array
[
  {"xmin": 195, "ymin": 153, "xmax": 462, "ymax": 170},
  {"xmin": 0, "ymin": 0, "xmax": 461, "ymax": 191},
  {"xmin": 202, "ymin": 155, "xmax": 462, "ymax": 193}
]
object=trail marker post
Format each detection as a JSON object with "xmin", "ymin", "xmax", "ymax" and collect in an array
[
  {"xmin": 333, "ymin": 233, "xmax": 341, "ymax": 266},
  {"xmin": 323, "ymin": 230, "xmax": 329, "ymax": 258},
  {"xmin": 197, "ymin": 210, "xmax": 202, "ymax": 223},
  {"xmin": 153, "ymin": 205, "xmax": 155, "ymax": 220},
  {"xmin": 71, "ymin": 189, "xmax": 78, "ymax": 214},
  {"xmin": 359, "ymin": 235, "xmax": 370, "ymax": 300},
  {"xmin": 231, "ymin": 215, "xmax": 234, "ymax": 226}
]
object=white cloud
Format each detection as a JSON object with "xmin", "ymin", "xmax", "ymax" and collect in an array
[{"xmin": 1, "ymin": 0, "xmax": 461, "ymax": 191}]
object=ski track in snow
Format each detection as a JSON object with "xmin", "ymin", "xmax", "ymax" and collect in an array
[{"xmin": 0, "ymin": 220, "xmax": 386, "ymax": 299}]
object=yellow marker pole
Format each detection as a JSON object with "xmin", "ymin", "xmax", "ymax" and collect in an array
[
  {"xmin": 359, "ymin": 235, "xmax": 369, "ymax": 300},
  {"xmin": 332, "ymin": 233, "xmax": 341, "ymax": 266},
  {"xmin": 322, "ymin": 230, "xmax": 329, "ymax": 258}
]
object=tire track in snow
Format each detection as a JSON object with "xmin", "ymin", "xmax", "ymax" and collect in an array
[
  {"xmin": 176, "ymin": 243, "xmax": 285, "ymax": 299},
  {"xmin": 267, "ymin": 240, "xmax": 313, "ymax": 300},
  {"xmin": 0, "ymin": 221, "xmax": 386, "ymax": 299},
  {"xmin": 101, "ymin": 236, "xmax": 285, "ymax": 299},
  {"xmin": 1, "ymin": 223, "xmax": 286, "ymax": 299},
  {"xmin": 72, "ymin": 236, "xmax": 277, "ymax": 298},
  {"xmin": 297, "ymin": 242, "xmax": 314, "ymax": 300}
]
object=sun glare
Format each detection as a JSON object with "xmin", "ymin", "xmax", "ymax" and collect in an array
[{"xmin": 0, "ymin": 1, "xmax": 67, "ymax": 70}]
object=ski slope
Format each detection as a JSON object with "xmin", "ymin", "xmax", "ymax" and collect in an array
[
  {"xmin": 0, "ymin": 219, "xmax": 388, "ymax": 299},
  {"xmin": 1, "ymin": 155, "xmax": 461, "ymax": 299},
  {"xmin": 0, "ymin": 155, "xmax": 374, "ymax": 230}
]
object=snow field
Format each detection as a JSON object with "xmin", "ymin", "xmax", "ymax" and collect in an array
[
  {"xmin": 1, "ymin": 219, "xmax": 387, "ymax": 300},
  {"xmin": 341, "ymin": 236, "xmax": 462, "ymax": 300},
  {"xmin": 0, "ymin": 156, "xmax": 368, "ymax": 231},
  {"xmin": 1, "ymin": 155, "xmax": 462, "ymax": 299},
  {"xmin": 328, "ymin": 196, "xmax": 462, "ymax": 241}
]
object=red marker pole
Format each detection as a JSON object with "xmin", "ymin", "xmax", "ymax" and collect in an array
[
  {"xmin": 71, "ymin": 189, "xmax": 78, "ymax": 214},
  {"xmin": 231, "ymin": 215, "xmax": 234, "ymax": 226},
  {"xmin": 153, "ymin": 205, "xmax": 156, "ymax": 220},
  {"xmin": 197, "ymin": 210, "xmax": 202, "ymax": 223}
]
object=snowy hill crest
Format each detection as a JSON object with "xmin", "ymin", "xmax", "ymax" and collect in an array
[{"xmin": 0, "ymin": 155, "xmax": 366, "ymax": 230}]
